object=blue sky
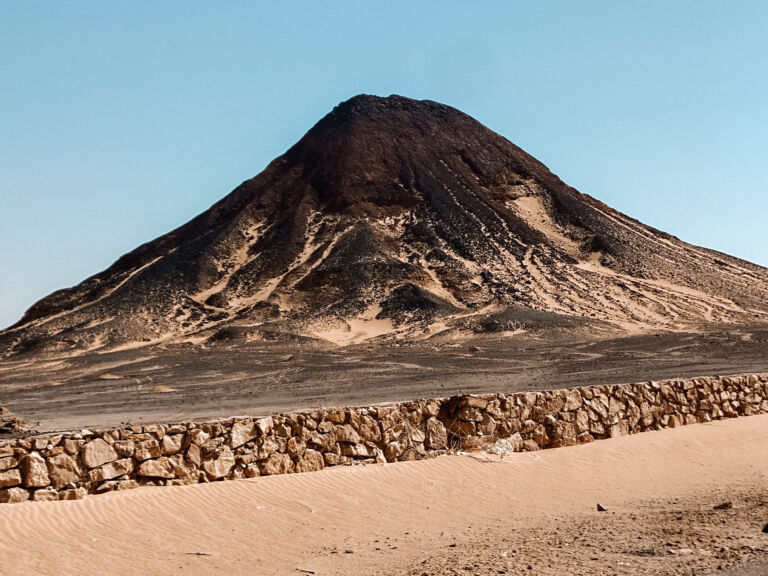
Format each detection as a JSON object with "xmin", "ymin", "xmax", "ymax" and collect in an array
[{"xmin": 1, "ymin": 1, "xmax": 766, "ymax": 329}]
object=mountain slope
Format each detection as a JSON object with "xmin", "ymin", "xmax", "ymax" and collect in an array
[{"xmin": 3, "ymin": 94, "xmax": 768, "ymax": 355}]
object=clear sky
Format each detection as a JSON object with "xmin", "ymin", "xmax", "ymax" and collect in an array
[{"xmin": 1, "ymin": 1, "xmax": 766, "ymax": 330}]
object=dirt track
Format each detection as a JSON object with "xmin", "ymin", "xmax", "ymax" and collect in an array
[{"xmin": 1, "ymin": 327, "xmax": 766, "ymax": 432}]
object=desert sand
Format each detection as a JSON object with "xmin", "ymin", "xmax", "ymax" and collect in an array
[{"xmin": 0, "ymin": 414, "xmax": 766, "ymax": 575}]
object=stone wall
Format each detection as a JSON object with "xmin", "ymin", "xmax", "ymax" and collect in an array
[{"xmin": 1, "ymin": 372, "xmax": 767, "ymax": 504}]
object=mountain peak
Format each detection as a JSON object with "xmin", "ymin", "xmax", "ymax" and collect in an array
[
  {"xmin": 329, "ymin": 93, "xmax": 452, "ymax": 117},
  {"xmin": 299, "ymin": 94, "xmax": 468, "ymax": 144}
]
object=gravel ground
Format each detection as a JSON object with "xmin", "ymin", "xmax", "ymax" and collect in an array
[{"xmin": 1, "ymin": 327, "xmax": 767, "ymax": 432}]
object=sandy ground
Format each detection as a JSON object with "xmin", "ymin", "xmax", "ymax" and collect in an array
[
  {"xmin": 1, "ymin": 328, "xmax": 767, "ymax": 432},
  {"xmin": 0, "ymin": 414, "xmax": 766, "ymax": 575}
]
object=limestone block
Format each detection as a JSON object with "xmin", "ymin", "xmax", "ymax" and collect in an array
[
  {"xmin": 463, "ymin": 396, "xmax": 488, "ymax": 410},
  {"xmin": 399, "ymin": 444, "xmax": 427, "ymax": 461},
  {"xmin": 323, "ymin": 452, "xmax": 346, "ymax": 466},
  {"xmin": 295, "ymin": 449, "xmax": 324, "ymax": 473},
  {"xmin": 112, "ymin": 440, "xmax": 135, "ymax": 458},
  {"xmin": 574, "ymin": 409, "xmax": 590, "ymax": 434},
  {"xmin": 134, "ymin": 439, "xmax": 162, "ymax": 461},
  {"xmin": 116, "ymin": 480, "xmax": 140, "ymax": 491},
  {"xmin": 550, "ymin": 422, "xmax": 577, "ymax": 447},
  {"xmin": 316, "ymin": 420, "xmax": 334, "ymax": 434},
  {"xmin": 63, "ymin": 438, "xmax": 85, "ymax": 456},
  {"xmin": 161, "ymin": 434, "xmax": 184, "ymax": 455},
  {"xmin": 137, "ymin": 458, "xmax": 176, "ymax": 479},
  {"xmin": 476, "ymin": 413, "xmax": 496, "ymax": 436},
  {"xmin": 589, "ymin": 420, "xmax": 606, "ymax": 437},
  {"xmin": 32, "ymin": 488, "xmax": 59, "ymax": 502},
  {"xmin": 383, "ymin": 441, "xmax": 405, "ymax": 460},
  {"xmin": 0, "ymin": 487, "xmax": 29, "ymax": 503},
  {"xmin": 22, "ymin": 452, "xmax": 50, "ymax": 487},
  {"xmin": 576, "ymin": 432, "xmax": 594, "ymax": 444},
  {"xmin": 89, "ymin": 458, "xmax": 134, "ymax": 482},
  {"xmin": 532, "ymin": 424, "xmax": 549, "ymax": 447},
  {"xmin": 46, "ymin": 453, "xmax": 81, "ymax": 489},
  {"xmin": 410, "ymin": 426, "xmax": 426, "ymax": 444},
  {"xmin": 202, "ymin": 446, "xmax": 235, "ymax": 479},
  {"xmin": 286, "ymin": 437, "xmax": 306, "ymax": 460},
  {"xmin": 0, "ymin": 468, "xmax": 22, "ymax": 488},
  {"xmin": 358, "ymin": 415, "xmax": 381, "ymax": 443},
  {"xmin": 341, "ymin": 443, "xmax": 369, "ymax": 458},
  {"xmin": 543, "ymin": 392, "xmax": 566, "ymax": 413},
  {"xmin": 382, "ymin": 422, "xmax": 406, "ymax": 444},
  {"xmin": 496, "ymin": 419, "xmax": 521, "ymax": 438},
  {"xmin": 423, "ymin": 399, "xmax": 442, "ymax": 417},
  {"xmin": 82, "ymin": 439, "xmax": 118, "ymax": 469},
  {"xmin": 59, "ymin": 487, "xmax": 87, "ymax": 501},
  {"xmin": 186, "ymin": 443, "xmax": 201, "ymax": 466},
  {"xmin": 259, "ymin": 452, "xmax": 293, "ymax": 476},
  {"xmin": 31, "ymin": 437, "xmax": 49, "ymax": 451},
  {"xmin": 425, "ymin": 417, "xmax": 447, "ymax": 450},
  {"xmin": 334, "ymin": 424, "xmax": 360, "ymax": 444},
  {"xmin": 505, "ymin": 432, "xmax": 524, "ymax": 452},
  {"xmin": 0, "ymin": 457, "xmax": 18, "ymax": 472},
  {"xmin": 522, "ymin": 440, "xmax": 539, "ymax": 452},
  {"xmin": 520, "ymin": 419, "xmax": 536, "ymax": 434},
  {"xmin": 563, "ymin": 389, "xmax": 582, "ymax": 411},
  {"xmin": 667, "ymin": 414, "xmax": 684, "ymax": 428},
  {"xmin": 255, "ymin": 438, "xmax": 280, "ymax": 461},
  {"xmin": 610, "ymin": 421, "xmax": 629, "ymax": 438},
  {"xmin": 187, "ymin": 429, "xmax": 210, "ymax": 446},
  {"xmin": 142, "ymin": 424, "xmax": 165, "ymax": 439},
  {"xmin": 230, "ymin": 420, "xmax": 254, "ymax": 448},
  {"xmin": 326, "ymin": 409, "xmax": 347, "ymax": 425}
]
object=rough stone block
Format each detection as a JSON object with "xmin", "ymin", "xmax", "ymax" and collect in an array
[
  {"xmin": 137, "ymin": 458, "xmax": 176, "ymax": 479},
  {"xmin": 82, "ymin": 438, "xmax": 118, "ymax": 469},
  {"xmin": 0, "ymin": 468, "xmax": 22, "ymax": 488},
  {"xmin": 0, "ymin": 487, "xmax": 30, "ymax": 503},
  {"xmin": 90, "ymin": 458, "xmax": 134, "ymax": 482},
  {"xmin": 32, "ymin": 488, "xmax": 59, "ymax": 502},
  {"xmin": 22, "ymin": 452, "xmax": 50, "ymax": 488},
  {"xmin": 134, "ymin": 439, "xmax": 162, "ymax": 461}
]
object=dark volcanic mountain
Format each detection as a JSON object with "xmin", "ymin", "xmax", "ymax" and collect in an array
[{"xmin": 3, "ymin": 94, "xmax": 768, "ymax": 355}]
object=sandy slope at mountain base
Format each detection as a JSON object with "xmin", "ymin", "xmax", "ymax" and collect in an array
[{"xmin": 1, "ymin": 415, "xmax": 767, "ymax": 575}]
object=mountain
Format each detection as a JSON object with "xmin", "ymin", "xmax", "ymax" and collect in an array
[{"xmin": 3, "ymin": 94, "xmax": 768, "ymax": 356}]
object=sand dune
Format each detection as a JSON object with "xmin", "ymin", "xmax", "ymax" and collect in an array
[{"xmin": 1, "ymin": 414, "xmax": 766, "ymax": 575}]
